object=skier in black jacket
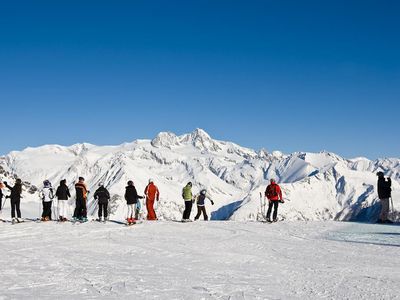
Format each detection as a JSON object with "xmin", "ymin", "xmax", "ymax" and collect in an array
[
  {"xmin": 94, "ymin": 183, "xmax": 111, "ymax": 222},
  {"xmin": 56, "ymin": 179, "xmax": 71, "ymax": 221},
  {"xmin": 0, "ymin": 182, "xmax": 3, "ymax": 212},
  {"xmin": 377, "ymin": 171, "xmax": 392, "ymax": 223},
  {"xmin": 4, "ymin": 179, "xmax": 23, "ymax": 224},
  {"xmin": 124, "ymin": 180, "xmax": 144, "ymax": 224}
]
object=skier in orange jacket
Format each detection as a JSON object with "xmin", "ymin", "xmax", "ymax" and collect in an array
[{"xmin": 144, "ymin": 179, "xmax": 159, "ymax": 220}]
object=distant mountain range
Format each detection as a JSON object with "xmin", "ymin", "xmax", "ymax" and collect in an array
[{"xmin": 1, "ymin": 129, "xmax": 398, "ymax": 221}]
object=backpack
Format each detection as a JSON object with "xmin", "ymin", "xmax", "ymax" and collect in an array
[{"xmin": 266, "ymin": 185, "xmax": 278, "ymax": 198}]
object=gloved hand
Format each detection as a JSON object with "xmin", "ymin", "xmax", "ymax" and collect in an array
[
  {"xmin": 211, "ymin": 200, "xmax": 214, "ymax": 205},
  {"xmin": 280, "ymin": 199, "xmax": 285, "ymax": 204}
]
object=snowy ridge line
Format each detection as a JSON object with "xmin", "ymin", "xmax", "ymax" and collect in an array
[{"xmin": 0, "ymin": 128, "xmax": 399, "ymax": 222}]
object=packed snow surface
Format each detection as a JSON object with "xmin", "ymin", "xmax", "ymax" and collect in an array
[{"xmin": 1, "ymin": 220, "xmax": 399, "ymax": 299}]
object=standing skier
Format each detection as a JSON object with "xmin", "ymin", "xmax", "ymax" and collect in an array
[
  {"xmin": 144, "ymin": 179, "xmax": 159, "ymax": 220},
  {"xmin": 194, "ymin": 189, "xmax": 214, "ymax": 221},
  {"xmin": 73, "ymin": 177, "xmax": 89, "ymax": 222},
  {"xmin": 0, "ymin": 181, "xmax": 4, "ymax": 212},
  {"xmin": 124, "ymin": 180, "xmax": 144, "ymax": 225},
  {"xmin": 181, "ymin": 182, "xmax": 194, "ymax": 222},
  {"xmin": 39, "ymin": 180, "xmax": 54, "ymax": 221},
  {"xmin": 94, "ymin": 183, "xmax": 111, "ymax": 222},
  {"xmin": 55, "ymin": 179, "xmax": 71, "ymax": 221},
  {"xmin": 265, "ymin": 179, "xmax": 284, "ymax": 223},
  {"xmin": 4, "ymin": 179, "xmax": 23, "ymax": 224},
  {"xmin": 376, "ymin": 171, "xmax": 393, "ymax": 224}
]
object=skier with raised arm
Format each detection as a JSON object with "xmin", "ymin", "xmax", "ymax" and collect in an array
[
  {"xmin": 376, "ymin": 171, "xmax": 393, "ymax": 224},
  {"xmin": 4, "ymin": 179, "xmax": 23, "ymax": 224}
]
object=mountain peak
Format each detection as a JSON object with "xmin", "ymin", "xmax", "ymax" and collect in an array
[
  {"xmin": 180, "ymin": 128, "xmax": 221, "ymax": 152},
  {"xmin": 151, "ymin": 132, "xmax": 180, "ymax": 148}
]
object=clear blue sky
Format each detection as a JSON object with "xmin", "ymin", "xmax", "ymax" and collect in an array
[{"xmin": 0, "ymin": 0, "xmax": 399, "ymax": 159}]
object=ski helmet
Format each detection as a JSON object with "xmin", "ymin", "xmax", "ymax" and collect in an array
[
  {"xmin": 148, "ymin": 178, "xmax": 154, "ymax": 183},
  {"xmin": 376, "ymin": 171, "xmax": 384, "ymax": 177},
  {"xmin": 201, "ymin": 189, "xmax": 206, "ymax": 195},
  {"xmin": 98, "ymin": 182, "xmax": 104, "ymax": 187},
  {"xmin": 127, "ymin": 180, "xmax": 134, "ymax": 186}
]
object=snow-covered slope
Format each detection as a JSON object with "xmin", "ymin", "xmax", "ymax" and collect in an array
[
  {"xmin": 0, "ymin": 129, "xmax": 399, "ymax": 222},
  {"xmin": 1, "ymin": 221, "xmax": 399, "ymax": 299}
]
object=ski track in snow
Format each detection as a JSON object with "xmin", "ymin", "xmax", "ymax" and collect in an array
[{"xmin": 0, "ymin": 221, "xmax": 399, "ymax": 299}]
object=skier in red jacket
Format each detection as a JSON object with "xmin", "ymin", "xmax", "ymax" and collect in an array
[
  {"xmin": 144, "ymin": 179, "xmax": 159, "ymax": 220},
  {"xmin": 265, "ymin": 179, "xmax": 284, "ymax": 223}
]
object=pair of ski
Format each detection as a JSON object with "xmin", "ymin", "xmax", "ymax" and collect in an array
[
  {"xmin": 259, "ymin": 192, "xmax": 280, "ymax": 224},
  {"xmin": 126, "ymin": 220, "xmax": 143, "ymax": 226}
]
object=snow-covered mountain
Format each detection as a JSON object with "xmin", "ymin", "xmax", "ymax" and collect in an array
[{"xmin": 0, "ymin": 129, "xmax": 399, "ymax": 221}]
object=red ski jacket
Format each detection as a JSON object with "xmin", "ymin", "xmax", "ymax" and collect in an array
[
  {"xmin": 145, "ymin": 183, "xmax": 160, "ymax": 202},
  {"xmin": 265, "ymin": 183, "xmax": 282, "ymax": 201}
]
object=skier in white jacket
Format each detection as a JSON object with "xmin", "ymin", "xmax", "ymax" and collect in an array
[{"xmin": 40, "ymin": 180, "xmax": 55, "ymax": 221}]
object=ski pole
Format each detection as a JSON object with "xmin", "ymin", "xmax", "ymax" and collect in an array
[
  {"xmin": 391, "ymin": 197, "xmax": 394, "ymax": 219},
  {"xmin": 1, "ymin": 197, "xmax": 6, "ymax": 211}
]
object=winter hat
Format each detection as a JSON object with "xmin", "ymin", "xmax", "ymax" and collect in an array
[
  {"xmin": 270, "ymin": 178, "xmax": 276, "ymax": 183},
  {"xmin": 200, "ymin": 189, "xmax": 206, "ymax": 195},
  {"xmin": 148, "ymin": 178, "xmax": 154, "ymax": 183},
  {"xmin": 376, "ymin": 171, "xmax": 384, "ymax": 177},
  {"xmin": 43, "ymin": 180, "xmax": 51, "ymax": 188},
  {"xmin": 60, "ymin": 179, "xmax": 67, "ymax": 185},
  {"xmin": 16, "ymin": 178, "xmax": 22, "ymax": 184},
  {"xmin": 98, "ymin": 182, "xmax": 104, "ymax": 187},
  {"xmin": 127, "ymin": 180, "xmax": 134, "ymax": 186},
  {"xmin": 79, "ymin": 177, "xmax": 85, "ymax": 181}
]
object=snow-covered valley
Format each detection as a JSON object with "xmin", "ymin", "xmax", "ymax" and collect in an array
[{"xmin": 1, "ymin": 220, "xmax": 399, "ymax": 299}]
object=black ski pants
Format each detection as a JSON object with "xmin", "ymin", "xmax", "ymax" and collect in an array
[
  {"xmin": 11, "ymin": 199, "xmax": 21, "ymax": 218},
  {"xmin": 42, "ymin": 201, "xmax": 52, "ymax": 219},
  {"xmin": 98, "ymin": 202, "xmax": 108, "ymax": 219},
  {"xmin": 182, "ymin": 200, "xmax": 193, "ymax": 220},
  {"xmin": 266, "ymin": 201, "xmax": 279, "ymax": 221},
  {"xmin": 73, "ymin": 198, "xmax": 87, "ymax": 219},
  {"xmin": 195, "ymin": 205, "xmax": 208, "ymax": 220}
]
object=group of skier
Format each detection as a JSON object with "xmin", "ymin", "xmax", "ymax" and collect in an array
[
  {"xmin": 0, "ymin": 176, "xmax": 162, "ymax": 225},
  {"xmin": 0, "ymin": 172, "xmax": 395, "ymax": 224}
]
